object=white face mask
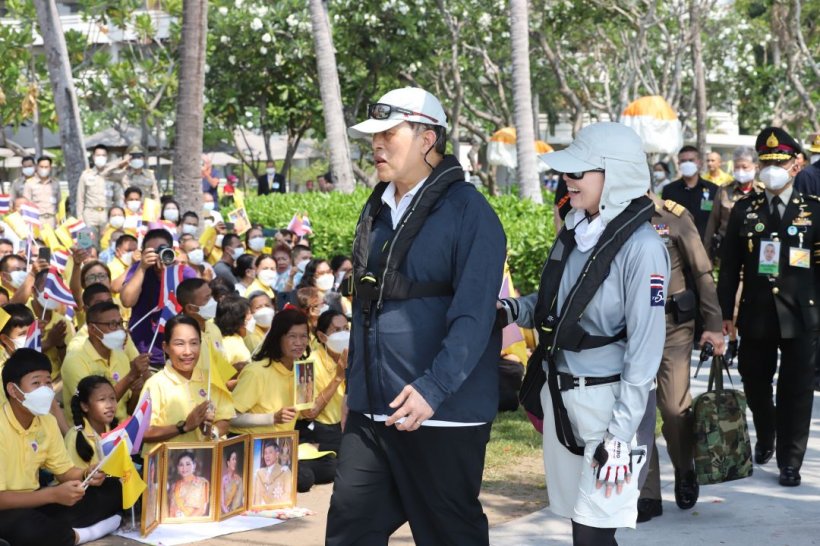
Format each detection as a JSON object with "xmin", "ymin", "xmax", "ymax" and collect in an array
[
  {"xmin": 94, "ymin": 155, "xmax": 108, "ymax": 168},
  {"xmin": 315, "ymin": 273, "xmax": 334, "ymax": 291},
  {"xmin": 733, "ymin": 169, "xmax": 756, "ymax": 184},
  {"xmin": 182, "ymin": 224, "xmax": 198, "ymax": 235},
  {"xmin": 22, "ymin": 166, "xmax": 35, "ymax": 177},
  {"xmin": 257, "ymin": 269, "xmax": 277, "ymax": 287},
  {"xmin": 679, "ymin": 161, "xmax": 699, "ymax": 178},
  {"xmin": 196, "ymin": 297, "xmax": 218, "ymax": 320},
  {"xmin": 187, "ymin": 248, "xmax": 204, "ymax": 266},
  {"xmin": 759, "ymin": 165, "xmax": 791, "ymax": 191},
  {"xmin": 127, "ymin": 200, "xmax": 142, "ymax": 213},
  {"xmin": 325, "ymin": 330, "xmax": 350, "ymax": 355},
  {"xmin": 11, "ymin": 335, "xmax": 27, "ymax": 350},
  {"xmin": 252, "ymin": 307, "xmax": 275, "ymax": 328},
  {"xmin": 10, "ymin": 270, "xmax": 28, "ymax": 288},
  {"xmin": 245, "ymin": 317, "xmax": 256, "ymax": 333},
  {"xmin": 248, "ymin": 237, "xmax": 266, "ymax": 252},
  {"xmin": 215, "ymin": 234, "xmax": 224, "ymax": 248},
  {"xmin": 652, "ymin": 171, "xmax": 667, "ymax": 182},
  {"xmin": 297, "ymin": 259, "xmax": 310, "ymax": 272},
  {"xmin": 164, "ymin": 209, "xmax": 179, "ymax": 222},
  {"xmin": 110, "ymin": 215, "xmax": 125, "ymax": 228},
  {"xmin": 99, "ymin": 328, "xmax": 127, "ymax": 351},
  {"xmin": 37, "ymin": 292, "xmax": 60, "ymax": 311},
  {"xmin": 204, "ymin": 218, "xmax": 215, "ymax": 228},
  {"xmin": 232, "ymin": 247, "xmax": 244, "ymax": 261},
  {"xmin": 38, "ymin": 168, "xmax": 51, "ymax": 179},
  {"xmin": 266, "ymin": 168, "xmax": 276, "ymax": 176},
  {"xmin": 14, "ymin": 384, "xmax": 55, "ymax": 416},
  {"xmin": 203, "ymin": 202, "xmax": 215, "ymax": 212},
  {"xmin": 120, "ymin": 251, "xmax": 134, "ymax": 266},
  {"xmin": 130, "ymin": 158, "xmax": 145, "ymax": 170}
]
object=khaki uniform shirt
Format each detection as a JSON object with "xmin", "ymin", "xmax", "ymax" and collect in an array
[
  {"xmin": 77, "ymin": 166, "xmax": 124, "ymax": 226},
  {"xmin": 116, "ymin": 168, "xmax": 159, "ymax": 200},
  {"xmin": 652, "ymin": 198, "xmax": 722, "ymax": 332},
  {"xmin": 22, "ymin": 177, "xmax": 61, "ymax": 225},
  {"xmin": 9, "ymin": 176, "xmax": 30, "ymax": 201}
]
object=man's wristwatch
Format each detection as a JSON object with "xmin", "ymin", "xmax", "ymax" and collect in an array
[{"xmin": 176, "ymin": 421, "xmax": 187, "ymax": 435}]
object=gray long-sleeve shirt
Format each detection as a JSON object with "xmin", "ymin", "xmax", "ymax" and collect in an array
[{"xmin": 515, "ymin": 223, "xmax": 670, "ymax": 442}]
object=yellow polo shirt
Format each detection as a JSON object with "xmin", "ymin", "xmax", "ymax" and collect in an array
[
  {"xmin": 64, "ymin": 418, "xmax": 110, "ymax": 470},
  {"xmin": 312, "ymin": 346, "xmax": 345, "ymax": 426},
  {"xmin": 108, "ymin": 256, "xmax": 129, "ymax": 283},
  {"xmin": 0, "ymin": 403, "xmax": 74, "ymax": 492},
  {"xmin": 245, "ymin": 279, "xmax": 275, "ymax": 300},
  {"xmin": 223, "ymin": 334, "xmax": 251, "ymax": 368},
  {"xmin": 230, "ymin": 358, "xmax": 294, "ymax": 435},
  {"xmin": 61, "ymin": 339, "xmax": 133, "ymax": 424},
  {"xmin": 243, "ymin": 325, "xmax": 267, "ymax": 355},
  {"xmin": 67, "ymin": 324, "xmax": 140, "ymax": 361},
  {"xmin": 30, "ymin": 310, "xmax": 76, "ymax": 380},
  {"xmin": 0, "ymin": 349, "xmax": 10, "ymax": 405},
  {"xmin": 702, "ymin": 169, "xmax": 734, "ymax": 186},
  {"xmin": 140, "ymin": 363, "xmax": 235, "ymax": 455}
]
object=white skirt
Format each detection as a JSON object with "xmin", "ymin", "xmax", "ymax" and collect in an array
[{"xmin": 540, "ymin": 380, "xmax": 647, "ymax": 529}]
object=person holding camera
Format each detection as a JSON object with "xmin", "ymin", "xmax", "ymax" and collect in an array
[
  {"xmin": 121, "ymin": 229, "xmax": 197, "ymax": 368},
  {"xmin": 637, "ymin": 192, "xmax": 724, "ymax": 522}
]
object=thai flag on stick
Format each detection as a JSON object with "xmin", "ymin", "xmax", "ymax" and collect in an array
[
  {"xmin": 20, "ymin": 204, "xmax": 41, "ymax": 226},
  {"xmin": 157, "ymin": 265, "xmax": 184, "ymax": 332},
  {"xmin": 66, "ymin": 219, "xmax": 88, "ymax": 241},
  {"xmin": 287, "ymin": 213, "xmax": 314, "ymax": 237},
  {"xmin": 50, "ymin": 249, "xmax": 70, "ymax": 273},
  {"xmin": 98, "ymin": 392, "xmax": 152, "ymax": 456},
  {"xmin": 43, "ymin": 267, "xmax": 77, "ymax": 308},
  {"xmin": 24, "ymin": 321, "xmax": 41, "ymax": 351},
  {"xmin": 0, "ymin": 194, "xmax": 10, "ymax": 214}
]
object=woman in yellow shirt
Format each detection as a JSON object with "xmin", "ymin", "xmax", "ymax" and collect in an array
[
  {"xmin": 244, "ymin": 292, "xmax": 274, "ymax": 354},
  {"xmin": 65, "ymin": 375, "xmax": 117, "ymax": 470},
  {"xmin": 244, "ymin": 254, "xmax": 277, "ymax": 300},
  {"xmin": 140, "ymin": 315, "xmax": 235, "ymax": 455},
  {"xmin": 168, "ymin": 450, "xmax": 210, "ymax": 518},
  {"xmin": 100, "ymin": 206, "xmax": 126, "ymax": 250}
]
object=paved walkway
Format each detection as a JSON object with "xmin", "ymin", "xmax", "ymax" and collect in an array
[{"xmin": 490, "ymin": 356, "xmax": 820, "ymax": 546}]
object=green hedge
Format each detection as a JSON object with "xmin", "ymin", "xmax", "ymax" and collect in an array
[{"xmin": 246, "ymin": 188, "xmax": 555, "ymax": 294}]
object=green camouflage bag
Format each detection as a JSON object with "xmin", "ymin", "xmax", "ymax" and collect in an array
[{"xmin": 693, "ymin": 355, "xmax": 753, "ymax": 484}]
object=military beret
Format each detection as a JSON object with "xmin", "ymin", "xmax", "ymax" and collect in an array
[{"xmin": 755, "ymin": 127, "xmax": 801, "ymax": 162}]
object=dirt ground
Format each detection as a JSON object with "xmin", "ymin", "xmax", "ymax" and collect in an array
[{"xmin": 98, "ymin": 455, "xmax": 547, "ymax": 546}]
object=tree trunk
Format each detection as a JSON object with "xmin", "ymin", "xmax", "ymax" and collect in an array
[
  {"xmin": 690, "ymin": 0, "xmax": 707, "ymax": 157},
  {"xmin": 172, "ymin": 0, "xmax": 208, "ymax": 213},
  {"xmin": 509, "ymin": 0, "xmax": 542, "ymax": 204},
  {"xmin": 308, "ymin": 0, "xmax": 355, "ymax": 193},
  {"xmin": 33, "ymin": 0, "xmax": 87, "ymax": 214}
]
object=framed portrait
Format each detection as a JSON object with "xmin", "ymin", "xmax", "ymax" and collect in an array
[
  {"xmin": 293, "ymin": 359, "xmax": 315, "ymax": 411},
  {"xmin": 248, "ymin": 432, "xmax": 299, "ymax": 510},
  {"xmin": 216, "ymin": 436, "xmax": 249, "ymax": 520},
  {"xmin": 141, "ymin": 444, "xmax": 164, "ymax": 537},
  {"xmin": 161, "ymin": 443, "xmax": 217, "ymax": 523},
  {"xmin": 227, "ymin": 207, "xmax": 251, "ymax": 235}
]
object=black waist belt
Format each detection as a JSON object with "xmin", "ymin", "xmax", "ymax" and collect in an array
[{"xmin": 558, "ymin": 372, "xmax": 621, "ymax": 392}]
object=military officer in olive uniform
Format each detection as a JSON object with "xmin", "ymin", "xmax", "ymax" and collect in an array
[
  {"xmin": 717, "ymin": 127, "xmax": 819, "ymax": 487},
  {"xmin": 638, "ymin": 194, "xmax": 724, "ymax": 522},
  {"xmin": 113, "ymin": 144, "xmax": 159, "ymax": 200}
]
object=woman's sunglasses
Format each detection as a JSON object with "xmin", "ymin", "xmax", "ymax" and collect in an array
[
  {"xmin": 563, "ymin": 169, "xmax": 604, "ymax": 180},
  {"xmin": 368, "ymin": 103, "xmax": 439, "ymax": 124}
]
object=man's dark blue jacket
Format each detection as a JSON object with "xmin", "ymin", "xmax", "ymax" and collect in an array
[{"xmin": 347, "ymin": 156, "xmax": 507, "ymax": 423}]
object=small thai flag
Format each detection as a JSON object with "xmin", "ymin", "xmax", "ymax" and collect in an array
[
  {"xmin": 99, "ymin": 392, "xmax": 152, "ymax": 455},
  {"xmin": 24, "ymin": 321, "xmax": 41, "ymax": 352},
  {"xmin": 44, "ymin": 267, "xmax": 77, "ymax": 308},
  {"xmin": 50, "ymin": 249, "xmax": 70, "ymax": 273},
  {"xmin": 66, "ymin": 220, "xmax": 87, "ymax": 240},
  {"xmin": 650, "ymin": 274, "xmax": 665, "ymax": 307},
  {"xmin": 301, "ymin": 214, "xmax": 313, "ymax": 235},
  {"xmin": 20, "ymin": 204, "xmax": 41, "ymax": 226},
  {"xmin": 156, "ymin": 265, "xmax": 184, "ymax": 332},
  {"xmin": 0, "ymin": 194, "xmax": 10, "ymax": 215}
]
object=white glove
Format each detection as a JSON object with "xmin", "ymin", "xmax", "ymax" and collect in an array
[{"xmin": 591, "ymin": 432, "xmax": 632, "ymax": 497}]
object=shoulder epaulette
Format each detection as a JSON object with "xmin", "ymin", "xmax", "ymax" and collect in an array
[
  {"xmin": 804, "ymin": 194, "xmax": 820, "ymax": 203},
  {"xmin": 663, "ymin": 199, "xmax": 685, "ymax": 217}
]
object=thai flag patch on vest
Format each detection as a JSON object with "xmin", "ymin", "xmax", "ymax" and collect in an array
[{"xmin": 650, "ymin": 274, "xmax": 665, "ymax": 307}]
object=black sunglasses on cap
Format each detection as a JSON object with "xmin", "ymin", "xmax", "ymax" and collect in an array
[
  {"xmin": 368, "ymin": 103, "xmax": 439, "ymax": 124},
  {"xmin": 563, "ymin": 169, "xmax": 604, "ymax": 180}
]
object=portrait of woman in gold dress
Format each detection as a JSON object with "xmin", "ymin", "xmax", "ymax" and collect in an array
[
  {"xmin": 220, "ymin": 446, "xmax": 245, "ymax": 515},
  {"xmin": 167, "ymin": 451, "xmax": 211, "ymax": 519}
]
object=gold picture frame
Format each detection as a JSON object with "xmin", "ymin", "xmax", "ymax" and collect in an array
[
  {"xmin": 161, "ymin": 442, "xmax": 218, "ymax": 523},
  {"xmin": 293, "ymin": 359, "xmax": 315, "ymax": 411},
  {"xmin": 248, "ymin": 432, "xmax": 299, "ymax": 510},
  {"xmin": 216, "ymin": 435, "xmax": 250, "ymax": 520},
  {"xmin": 141, "ymin": 444, "xmax": 164, "ymax": 537}
]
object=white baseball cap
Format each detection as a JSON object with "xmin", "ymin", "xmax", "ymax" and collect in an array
[{"xmin": 348, "ymin": 87, "xmax": 449, "ymax": 139}]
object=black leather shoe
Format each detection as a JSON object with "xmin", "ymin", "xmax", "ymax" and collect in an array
[
  {"xmin": 779, "ymin": 466, "xmax": 801, "ymax": 487},
  {"xmin": 755, "ymin": 443, "xmax": 774, "ymax": 465},
  {"xmin": 674, "ymin": 470, "xmax": 699, "ymax": 510},
  {"xmin": 637, "ymin": 498, "xmax": 663, "ymax": 523}
]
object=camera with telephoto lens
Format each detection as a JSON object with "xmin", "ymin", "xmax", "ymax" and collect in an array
[{"xmin": 156, "ymin": 244, "xmax": 176, "ymax": 266}]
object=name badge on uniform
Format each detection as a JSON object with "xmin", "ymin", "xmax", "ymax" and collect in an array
[
  {"xmin": 789, "ymin": 247, "xmax": 810, "ymax": 269},
  {"xmin": 700, "ymin": 189, "xmax": 713, "ymax": 211},
  {"xmin": 758, "ymin": 239, "xmax": 780, "ymax": 276},
  {"xmin": 272, "ymin": 183, "xmax": 280, "ymax": 190}
]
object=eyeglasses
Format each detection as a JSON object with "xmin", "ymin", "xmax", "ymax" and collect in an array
[
  {"xmin": 368, "ymin": 103, "xmax": 439, "ymax": 124},
  {"xmin": 85, "ymin": 273, "xmax": 109, "ymax": 283},
  {"xmin": 563, "ymin": 169, "xmax": 604, "ymax": 180},
  {"xmin": 89, "ymin": 320, "xmax": 127, "ymax": 330}
]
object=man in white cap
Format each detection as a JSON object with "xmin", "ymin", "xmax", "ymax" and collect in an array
[
  {"xmin": 500, "ymin": 122, "xmax": 670, "ymax": 544},
  {"xmin": 325, "ymin": 87, "xmax": 506, "ymax": 545}
]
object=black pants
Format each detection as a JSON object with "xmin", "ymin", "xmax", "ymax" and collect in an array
[
  {"xmin": 498, "ymin": 360, "xmax": 524, "ymax": 412},
  {"xmin": 295, "ymin": 420, "xmax": 343, "ymax": 453},
  {"xmin": 738, "ymin": 335, "xmax": 816, "ymax": 468},
  {"xmin": 0, "ymin": 478, "xmax": 121, "ymax": 546},
  {"xmin": 326, "ymin": 411, "xmax": 491, "ymax": 546}
]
